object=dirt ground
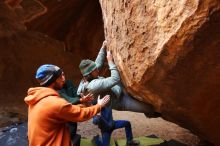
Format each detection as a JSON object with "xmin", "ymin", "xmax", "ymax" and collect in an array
[
  {"xmin": 77, "ymin": 110, "xmax": 200, "ymax": 146},
  {"xmin": 0, "ymin": 104, "xmax": 200, "ymax": 146}
]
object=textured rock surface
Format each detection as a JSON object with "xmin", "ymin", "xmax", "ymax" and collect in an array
[
  {"xmin": 4, "ymin": 0, "xmax": 47, "ymax": 23},
  {"xmin": 100, "ymin": 0, "xmax": 220, "ymax": 145}
]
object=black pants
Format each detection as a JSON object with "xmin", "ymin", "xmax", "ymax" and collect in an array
[{"xmin": 67, "ymin": 122, "xmax": 81, "ymax": 146}]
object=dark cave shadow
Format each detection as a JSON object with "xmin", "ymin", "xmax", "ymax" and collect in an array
[
  {"xmin": 150, "ymin": 140, "xmax": 187, "ymax": 146},
  {"xmin": 146, "ymin": 135, "xmax": 187, "ymax": 146}
]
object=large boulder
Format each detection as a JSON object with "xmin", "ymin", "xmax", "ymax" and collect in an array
[{"xmin": 99, "ymin": 0, "xmax": 220, "ymax": 145}]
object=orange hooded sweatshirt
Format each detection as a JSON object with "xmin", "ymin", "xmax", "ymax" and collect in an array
[{"xmin": 24, "ymin": 87, "xmax": 101, "ymax": 146}]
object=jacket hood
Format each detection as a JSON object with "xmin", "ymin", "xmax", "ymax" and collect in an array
[{"xmin": 24, "ymin": 87, "xmax": 59, "ymax": 105}]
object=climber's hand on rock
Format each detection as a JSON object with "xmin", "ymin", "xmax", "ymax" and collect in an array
[
  {"xmin": 107, "ymin": 51, "xmax": 113, "ymax": 62},
  {"xmin": 102, "ymin": 40, "xmax": 107, "ymax": 49}
]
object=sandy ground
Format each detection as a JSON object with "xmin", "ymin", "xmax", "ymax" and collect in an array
[{"xmin": 77, "ymin": 110, "xmax": 200, "ymax": 146}]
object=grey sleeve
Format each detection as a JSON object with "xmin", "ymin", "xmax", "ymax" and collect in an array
[
  {"xmin": 95, "ymin": 47, "xmax": 106, "ymax": 70},
  {"xmin": 87, "ymin": 61, "xmax": 121, "ymax": 93}
]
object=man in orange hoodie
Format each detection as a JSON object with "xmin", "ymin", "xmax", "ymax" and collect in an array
[{"xmin": 24, "ymin": 64, "xmax": 110, "ymax": 146}]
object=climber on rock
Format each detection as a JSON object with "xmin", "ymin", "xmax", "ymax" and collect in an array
[
  {"xmin": 76, "ymin": 40, "xmax": 148, "ymax": 146},
  {"xmin": 77, "ymin": 40, "xmax": 156, "ymax": 116}
]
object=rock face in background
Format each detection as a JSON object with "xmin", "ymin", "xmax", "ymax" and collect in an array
[
  {"xmin": 0, "ymin": 0, "xmax": 68, "ymax": 125},
  {"xmin": 0, "ymin": 0, "xmax": 104, "ymax": 126},
  {"xmin": 26, "ymin": 0, "xmax": 105, "ymax": 81},
  {"xmin": 26, "ymin": 0, "xmax": 104, "ymax": 57},
  {"xmin": 100, "ymin": 0, "xmax": 220, "ymax": 145},
  {"xmin": 4, "ymin": 0, "xmax": 46, "ymax": 23}
]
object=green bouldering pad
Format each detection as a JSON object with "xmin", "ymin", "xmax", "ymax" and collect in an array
[
  {"xmin": 80, "ymin": 138, "xmax": 94, "ymax": 146},
  {"xmin": 115, "ymin": 136, "xmax": 164, "ymax": 146},
  {"xmin": 80, "ymin": 136, "xmax": 187, "ymax": 146},
  {"xmin": 80, "ymin": 136, "xmax": 164, "ymax": 146},
  {"xmin": 80, "ymin": 137, "xmax": 115, "ymax": 146}
]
